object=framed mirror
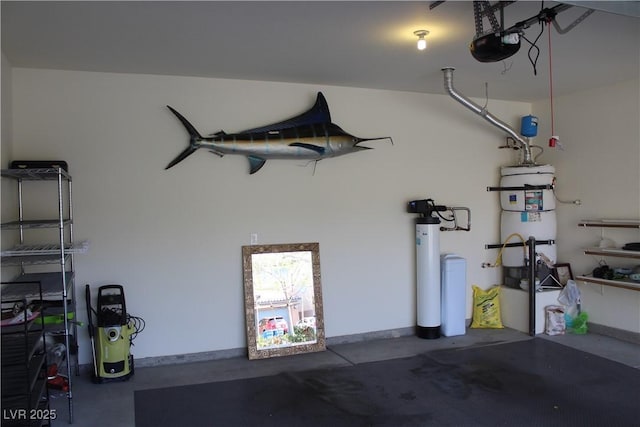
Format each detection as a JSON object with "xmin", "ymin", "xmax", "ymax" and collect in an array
[{"xmin": 242, "ymin": 242, "xmax": 325, "ymax": 360}]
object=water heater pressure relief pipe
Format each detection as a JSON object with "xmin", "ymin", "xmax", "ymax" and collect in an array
[{"xmin": 442, "ymin": 67, "xmax": 535, "ymax": 166}]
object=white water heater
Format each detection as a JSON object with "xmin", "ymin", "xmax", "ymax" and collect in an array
[{"xmin": 499, "ymin": 165, "xmax": 557, "ymax": 267}]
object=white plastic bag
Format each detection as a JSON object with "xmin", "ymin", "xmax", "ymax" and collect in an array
[{"xmin": 558, "ymin": 279, "xmax": 581, "ymax": 308}]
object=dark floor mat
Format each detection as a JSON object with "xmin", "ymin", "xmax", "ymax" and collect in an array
[{"xmin": 135, "ymin": 338, "xmax": 640, "ymax": 427}]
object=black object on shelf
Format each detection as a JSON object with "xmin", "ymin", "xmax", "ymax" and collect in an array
[
  {"xmin": 9, "ymin": 160, "xmax": 68, "ymax": 171},
  {"xmin": 622, "ymin": 242, "xmax": 640, "ymax": 251}
]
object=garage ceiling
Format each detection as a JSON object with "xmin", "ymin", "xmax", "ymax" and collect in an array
[{"xmin": 2, "ymin": 1, "xmax": 639, "ymax": 101}]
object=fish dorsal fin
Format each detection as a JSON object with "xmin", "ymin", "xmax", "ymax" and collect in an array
[
  {"xmin": 247, "ymin": 156, "xmax": 267, "ymax": 174},
  {"xmin": 289, "ymin": 142, "xmax": 326, "ymax": 155},
  {"xmin": 240, "ymin": 92, "xmax": 331, "ymax": 133}
]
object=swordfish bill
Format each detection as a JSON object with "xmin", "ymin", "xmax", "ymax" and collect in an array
[{"xmin": 165, "ymin": 92, "xmax": 392, "ymax": 174}]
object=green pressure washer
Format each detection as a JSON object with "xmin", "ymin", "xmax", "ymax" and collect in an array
[{"xmin": 85, "ymin": 284, "xmax": 144, "ymax": 383}]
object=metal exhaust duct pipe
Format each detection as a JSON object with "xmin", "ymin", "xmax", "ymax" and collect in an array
[{"xmin": 441, "ymin": 67, "xmax": 534, "ymax": 165}]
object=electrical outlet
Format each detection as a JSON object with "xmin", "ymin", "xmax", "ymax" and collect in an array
[{"xmin": 250, "ymin": 233, "xmax": 258, "ymax": 245}]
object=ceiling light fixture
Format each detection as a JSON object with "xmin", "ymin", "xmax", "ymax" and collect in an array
[{"xmin": 414, "ymin": 30, "xmax": 429, "ymax": 50}]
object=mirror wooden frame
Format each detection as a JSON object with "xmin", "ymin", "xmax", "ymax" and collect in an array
[{"xmin": 242, "ymin": 242, "xmax": 325, "ymax": 360}]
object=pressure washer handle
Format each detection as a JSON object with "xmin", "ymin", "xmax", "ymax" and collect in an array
[
  {"xmin": 85, "ymin": 284, "xmax": 94, "ymax": 338},
  {"xmin": 85, "ymin": 284, "xmax": 99, "ymax": 379}
]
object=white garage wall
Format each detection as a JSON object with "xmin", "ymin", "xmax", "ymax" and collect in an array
[
  {"xmin": 11, "ymin": 68, "xmax": 530, "ymax": 362},
  {"xmin": 1, "ymin": 54, "xmax": 12, "ymax": 166},
  {"xmin": 533, "ymin": 78, "xmax": 640, "ymax": 335}
]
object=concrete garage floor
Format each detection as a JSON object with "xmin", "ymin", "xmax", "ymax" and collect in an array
[{"xmin": 50, "ymin": 328, "xmax": 640, "ymax": 427}]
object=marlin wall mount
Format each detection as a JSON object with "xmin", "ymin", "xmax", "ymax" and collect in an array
[{"xmin": 165, "ymin": 92, "xmax": 392, "ymax": 174}]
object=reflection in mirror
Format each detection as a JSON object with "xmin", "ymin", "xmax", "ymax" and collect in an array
[{"xmin": 242, "ymin": 243, "xmax": 325, "ymax": 360}]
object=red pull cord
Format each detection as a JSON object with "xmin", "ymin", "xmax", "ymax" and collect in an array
[{"xmin": 548, "ymin": 21, "xmax": 554, "ymax": 135}]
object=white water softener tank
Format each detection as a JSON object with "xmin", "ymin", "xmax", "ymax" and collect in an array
[
  {"xmin": 415, "ymin": 217, "xmax": 441, "ymax": 339},
  {"xmin": 499, "ymin": 165, "xmax": 557, "ymax": 267},
  {"xmin": 440, "ymin": 254, "xmax": 466, "ymax": 337}
]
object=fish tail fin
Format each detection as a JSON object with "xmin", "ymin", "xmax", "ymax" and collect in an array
[{"xmin": 165, "ymin": 106, "xmax": 205, "ymax": 170}]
